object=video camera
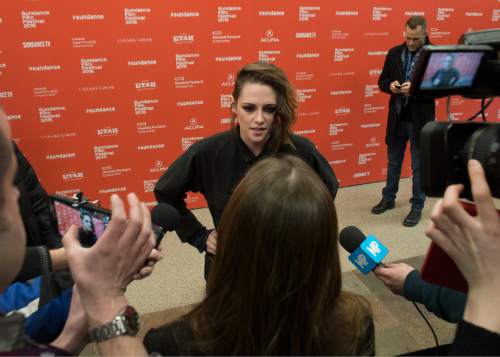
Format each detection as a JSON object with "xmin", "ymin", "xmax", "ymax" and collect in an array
[{"xmin": 411, "ymin": 29, "xmax": 500, "ymax": 198}]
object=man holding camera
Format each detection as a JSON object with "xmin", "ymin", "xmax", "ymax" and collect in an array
[{"xmin": 372, "ymin": 16, "xmax": 435, "ymax": 226}]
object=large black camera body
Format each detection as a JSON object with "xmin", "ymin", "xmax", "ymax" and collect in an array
[{"xmin": 412, "ymin": 29, "xmax": 500, "ymax": 198}]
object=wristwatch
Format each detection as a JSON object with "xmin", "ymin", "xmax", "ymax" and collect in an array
[{"xmin": 89, "ymin": 305, "xmax": 140, "ymax": 343}]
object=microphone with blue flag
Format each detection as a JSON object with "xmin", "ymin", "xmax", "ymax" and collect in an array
[{"xmin": 339, "ymin": 226, "xmax": 389, "ymax": 274}]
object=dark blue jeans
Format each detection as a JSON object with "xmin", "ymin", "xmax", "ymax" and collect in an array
[{"xmin": 382, "ymin": 121, "xmax": 425, "ymax": 210}]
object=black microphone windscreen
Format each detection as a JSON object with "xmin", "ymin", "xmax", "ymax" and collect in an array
[
  {"xmin": 151, "ymin": 203, "xmax": 180, "ymax": 231},
  {"xmin": 339, "ymin": 226, "xmax": 366, "ymax": 253}
]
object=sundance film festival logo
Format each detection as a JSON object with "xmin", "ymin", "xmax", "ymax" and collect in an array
[
  {"xmin": 21, "ymin": 10, "xmax": 50, "ymax": 29},
  {"xmin": 221, "ymin": 73, "xmax": 235, "ymax": 87},
  {"xmin": 46, "ymin": 153, "xmax": 76, "ymax": 160},
  {"xmin": 334, "ymin": 48, "xmax": 354, "ymax": 62},
  {"xmin": 296, "ymin": 89, "xmax": 316, "ymax": 103},
  {"xmin": 367, "ymin": 50, "xmax": 387, "ymax": 56},
  {"xmin": 329, "ymin": 123, "xmax": 347, "ymax": 136},
  {"xmin": 135, "ymin": 80, "xmax": 156, "ymax": 90},
  {"xmin": 372, "ymin": 7, "xmax": 392, "ymax": 21},
  {"xmin": 260, "ymin": 29, "xmax": 279, "ymax": 43},
  {"xmin": 465, "ymin": 12, "xmax": 483, "ymax": 17},
  {"xmin": 361, "ymin": 123, "xmax": 381, "ymax": 129},
  {"xmin": 430, "ymin": 28, "xmax": 451, "ymax": 39},
  {"xmin": 259, "ymin": 50, "xmax": 280, "ymax": 63},
  {"xmin": 185, "ymin": 117, "xmax": 204, "ymax": 130},
  {"xmin": 150, "ymin": 160, "xmax": 167, "ymax": 173},
  {"xmin": 124, "ymin": 8, "xmax": 150, "ymax": 25},
  {"xmin": 39, "ymin": 106, "xmax": 65, "ymax": 123},
  {"xmin": 218, "ymin": 6, "xmax": 241, "ymax": 22},
  {"xmin": 299, "ymin": 6, "xmax": 320, "ymax": 21},
  {"xmin": 134, "ymin": 99, "xmax": 159, "ymax": 115},
  {"xmin": 493, "ymin": 9, "xmax": 500, "ymax": 22},
  {"xmin": 220, "ymin": 95, "xmax": 232, "ymax": 108},
  {"xmin": 144, "ymin": 180, "xmax": 157, "ymax": 193},
  {"xmin": 79, "ymin": 85, "xmax": 114, "ymax": 93},
  {"xmin": 173, "ymin": 34, "xmax": 194, "ymax": 44},
  {"xmin": 358, "ymin": 153, "xmax": 376, "ymax": 165},
  {"xmin": 176, "ymin": 53, "xmax": 199, "ymax": 69},
  {"xmin": 81, "ymin": 58, "xmax": 107, "ymax": 74},
  {"xmin": 23, "ymin": 40, "xmax": 51, "ymax": 48},
  {"xmin": 97, "ymin": 127, "xmax": 119, "ymax": 137},
  {"xmin": 62, "ymin": 171, "xmax": 84, "ymax": 182},
  {"xmin": 437, "ymin": 8, "xmax": 454, "ymax": 21},
  {"xmin": 364, "ymin": 85, "xmax": 380, "ymax": 97},
  {"xmin": 181, "ymin": 137, "xmax": 203, "ymax": 151},
  {"xmin": 405, "ymin": 11, "xmax": 425, "ymax": 16},
  {"xmin": 94, "ymin": 145, "xmax": 119, "ymax": 160},
  {"xmin": 330, "ymin": 159, "xmax": 347, "ymax": 165},
  {"xmin": 369, "ymin": 68, "xmax": 383, "ymax": 76}
]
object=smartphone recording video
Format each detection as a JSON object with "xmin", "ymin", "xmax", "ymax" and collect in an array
[{"xmin": 51, "ymin": 195, "xmax": 111, "ymax": 247}]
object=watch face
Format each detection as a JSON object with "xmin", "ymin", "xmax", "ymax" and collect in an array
[{"xmin": 123, "ymin": 305, "xmax": 140, "ymax": 334}]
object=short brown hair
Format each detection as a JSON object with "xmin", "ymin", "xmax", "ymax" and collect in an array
[
  {"xmin": 406, "ymin": 15, "xmax": 427, "ymax": 32},
  {"xmin": 232, "ymin": 62, "xmax": 297, "ymax": 152}
]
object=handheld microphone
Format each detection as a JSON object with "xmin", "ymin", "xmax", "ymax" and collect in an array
[
  {"xmin": 339, "ymin": 226, "xmax": 389, "ymax": 274},
  {"xmin": 151, "ymin": 203, "xmax": 181, "ymax": 246}
]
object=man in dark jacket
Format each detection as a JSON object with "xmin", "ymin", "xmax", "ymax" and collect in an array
[
  {"xmin": 14, "ymin": 143, "xmax": 67, "ymax": 281},
  {"xmin": 372, "ymin": 16, "xmax": 435, "ymax": 227}
]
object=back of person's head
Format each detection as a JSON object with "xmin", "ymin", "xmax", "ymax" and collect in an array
[
  {"xmin": 189, "ymin": 155, "xmax": 372, "ymax": 355},
  {"xmin": 232, "ymin": 62, "xmax": 297, "ymax": 151}
]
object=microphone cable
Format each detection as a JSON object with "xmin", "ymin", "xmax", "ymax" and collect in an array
[{"xmin": 411, "ymin": 300, "xmax": 440, "ymax": 355}]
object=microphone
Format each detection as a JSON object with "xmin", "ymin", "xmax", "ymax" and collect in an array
[
  {"xmin": 339, "ymin": 226, "xmax": 389, "ymax": 274},
  {"xmin": 151, "ymin": 203, "xmax": 181, "ymax": 246}
]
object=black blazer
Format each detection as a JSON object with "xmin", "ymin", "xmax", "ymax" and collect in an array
[{"xmin": 378, "ymin": 42, "xmax": 435, "ymax": 145}]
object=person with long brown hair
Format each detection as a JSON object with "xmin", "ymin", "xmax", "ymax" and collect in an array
[
  {"xmin": 145, "ymin": 155, "xmax": 374, "ymax": 355},
  {"xmin": 154, "ymin": 62, "xmax": 339, "ymax": 277}
]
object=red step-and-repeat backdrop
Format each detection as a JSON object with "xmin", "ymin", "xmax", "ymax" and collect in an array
[{"xmin": 1, "ymin": 1, "xmax": 499, "ymax": 208}]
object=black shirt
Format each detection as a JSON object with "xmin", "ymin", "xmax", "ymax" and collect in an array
[{"xmin": 154, "ymin": 128, "xmax": 339, "ymax": 254}]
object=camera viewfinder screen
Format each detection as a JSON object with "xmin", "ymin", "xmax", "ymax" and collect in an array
[
  {"xmin": 54, "ymin": 201, "xmax": 109, "ymax": 246},
  {"xmin": 420, "ymin": 52, "xmax": 484, "ymax": 90}
]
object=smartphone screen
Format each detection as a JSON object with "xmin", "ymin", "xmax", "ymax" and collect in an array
[{"xmin": 53, "ymin": 200, "xmax": 110, "ymax": 247}]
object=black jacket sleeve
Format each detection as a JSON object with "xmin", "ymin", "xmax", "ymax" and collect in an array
[
  {"xmin": 403, "ymin": 270, "xmax": 466, "ymax": 323},
  {"xmin": 14, "ymin": 143, "xmax": 62, "ymax": 249},
  {"xmin": 450, "ymin": 320, "xmax": 500, "ymax": 355},
  {"xmin": 154, "ymin": 144, "xmax": 209, "ymax": 253},
  {"xmin": 308, "ymin": 145, "xmax": 339, "ymax": 200}
]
